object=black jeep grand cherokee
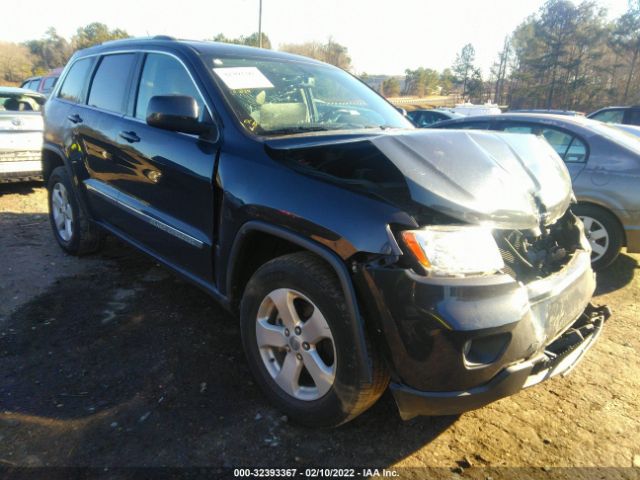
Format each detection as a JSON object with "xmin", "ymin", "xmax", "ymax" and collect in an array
[{"xmin": 43, "ymin": 37, "xmax": 608, "ymax": 427}]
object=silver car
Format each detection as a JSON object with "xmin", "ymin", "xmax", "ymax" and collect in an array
[
  {"xmin": 432, "ymin": 113, "xmax": 640, "ymax": 269},
  {"xmin": 0, "ymin": 87, "xmax": 45, "ymax": 182}
]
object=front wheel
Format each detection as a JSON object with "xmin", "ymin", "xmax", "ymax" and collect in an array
[{"xmin": 240, "ymin": 252, "xmax": 389, "ymax": 428}]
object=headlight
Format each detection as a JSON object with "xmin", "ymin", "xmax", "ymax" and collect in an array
[{"xmin": 402, "ymin": 225, "xmax": 504, "ymax": 277}]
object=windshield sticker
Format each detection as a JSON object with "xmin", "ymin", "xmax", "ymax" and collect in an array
[{"xmin": 213, "ymin": 67, "xmax": 274, "ymax": 90}]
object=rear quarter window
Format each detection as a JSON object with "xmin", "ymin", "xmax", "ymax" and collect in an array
[
  {"xmin": 58, "ymin": 58, "xmax": 93, "ymax": 103},
  {"xmin": 41, "ymin": 76, "xmax": 57, "ymax": 93},
  {"xmin": 591, "ymin": 109, "xmax": 625, "ymax": 124},
  {"xmin": 501, "ymin": 122, "xmax": 588, "ymax": 163}
]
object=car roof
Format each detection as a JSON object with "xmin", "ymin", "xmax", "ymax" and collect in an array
[
  {"xmin": 410, "ymin": 108, "xmax": 461, "ymax": 115},
  {"xmin": 592, "ymin": 106, "xmax": 636, "ymax": 110},
  {"xmin": 435, "ymin": 112, "xmax": 599, "ymax": 127},
  {"xmin": 509, "ymin": 109, "xmax": 581, "ymax": 115},
  {"xmin": 75, "ymin": 36, "xmax": 329, "ymax": 67},
  {"xmin": 0, "ymin": 86, "xmax": 46, "ymax": 97},
  {"xmin": 588, "ymin": 105, "xmax": 640, "ymax": 116},
  {"xmin": 431, "ymin": 113, "xmax": 627, "ymax": 138}
]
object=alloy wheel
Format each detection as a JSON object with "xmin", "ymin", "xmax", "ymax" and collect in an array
[
  {"xmin": 580, "ymin": 215, "xmax": 609, "ymax": 263},
  {"xmin": 255, "ymin": 288, "xmax": 336, "ymax": 401},
  {"xmin": 51, "ymin": 182, "xmax": 74, "ymax": 242}
]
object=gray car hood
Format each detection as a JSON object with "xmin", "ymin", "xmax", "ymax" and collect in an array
[
  {"xmin": 265, "ymin": 129, "xmax": 573, "ymax": 230},
  {"xmin": 369, "ymin": 129, "xmax": 573, "ymax": 230}
]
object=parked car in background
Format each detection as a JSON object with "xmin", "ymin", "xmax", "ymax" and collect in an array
[
  {"xmin": 510, "ymin": 109, "xmax": 583, "ymax": 116},
  {"xmin": 0, "ymin": 87, "xmax": 45, "ymax": 182},
  {"xmin": 431, "ymin": 113, "xmax": 640, "ymax": 269},
  {"xmin": 42, "ymin": 38, "xmax": 606, "ymax": 427},
  {"xmin": 407, "ymin": 108, "xmax": 464, "ymax": 127},
  {"xmin": 452, "ymin": 102, "xmax": 501, "ymax": 116},
  {"xmin": 20, "ymin": 68, "xmax": 63, "ymax": 97},
  {"xmin": 588, "ymin": 106, "xmax": 640, "ymax": 126}
]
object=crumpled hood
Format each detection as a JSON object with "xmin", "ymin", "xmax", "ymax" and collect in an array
[{"xmin": 369, "ymin": 129, "xmax": 573, "ymax": 230}]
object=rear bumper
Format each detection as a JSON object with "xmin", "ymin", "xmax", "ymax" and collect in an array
[
  {"xmin": 0, "ymin": 163, "xmax": 42, "ymax": 182},
  {"xmin": 0, "ymin": 150, "xmax": 42, "ymax": 182},
  {"xmin": 391, "ymin": 303, "xmax": 609, "ymax": 419}
]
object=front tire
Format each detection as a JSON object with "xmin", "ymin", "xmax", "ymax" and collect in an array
[
  {"xmin": 572, "ymin": 203, "xmax": 623, "ymax": 270},
  {"xmin": 240, "ymin": 252, "xmax": 388, "ymax": 428},
  {"xmin": 47, "ymin": 166, "xmax": 104, "ymax": 255}
]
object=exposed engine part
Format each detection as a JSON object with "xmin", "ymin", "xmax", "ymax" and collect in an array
[{"xmin": 494, "ymin": 211, "xmax": 583, "ymax": 282}]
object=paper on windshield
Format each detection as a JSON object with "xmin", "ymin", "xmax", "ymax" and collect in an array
[{"xmin": 213, "ymin": 67, "xmax": 274, "ymax": 90}]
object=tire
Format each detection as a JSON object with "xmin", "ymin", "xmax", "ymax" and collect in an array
[
  {"xmin": 240, "ymin": 251, "xmax": 389, "ymax": 428},
  {"xmin": 572, "ymin": 203, "xmax": 623, "ymax": 270},
  {"xmin": 47, "ymin": 166, "xmax": 104, "ymax": 255}
]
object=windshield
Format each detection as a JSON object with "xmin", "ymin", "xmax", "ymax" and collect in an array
[
  {"xmin": 206, "ymin": 55, "xmax": 413, "ymax": 135},
  {"xmin": 0, "ymin": 94, "xmax": 44, "ymax": 113},
  {"xmin": 591, "ymin": 122, "xmax": 640, "ymax": 155}
]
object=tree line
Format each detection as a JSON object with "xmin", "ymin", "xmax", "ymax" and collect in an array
[
  {"xmin": 503, "ymin": 0, "xmax": 640, "ymax": 110},
  {"xmin": 2, "ymin": 0, "xmax": 638, "ymax": 111},
  {"xmin": 0, "ymin": 23, "xmax": 352, "ymax": 84},
  {"xmin": 0, "ymin": 24, "xmax": 128, "ymax": 82},
  {"xmin": 370, "ymin": 0, "xmax": 640, "ymax": 109}
]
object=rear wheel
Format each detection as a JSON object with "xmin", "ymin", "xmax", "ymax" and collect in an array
[
  {"xmin": 47, "ymin": 166, "xmax": 104, "ymax": 255},
  {"xmin": 572, "ymin": 203, "xmax": 623, "ymax": 270},
  {"xmin": 240, "ymin": 252, "xmax": 389, "ymax": 427}
]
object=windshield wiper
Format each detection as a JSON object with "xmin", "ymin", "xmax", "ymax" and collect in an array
[{"xmin": 262, "ymin": 125, "xmax": 336, "ymax": 136}]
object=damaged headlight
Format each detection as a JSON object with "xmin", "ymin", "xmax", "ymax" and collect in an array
[{"xmin": 402, "ymin": 225, "xmax": 504, "ymax": 277}]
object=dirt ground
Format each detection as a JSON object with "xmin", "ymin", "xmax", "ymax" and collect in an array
[{"xmin": 1, "ymin": 182, "xmax": 639, "ymax": 478}]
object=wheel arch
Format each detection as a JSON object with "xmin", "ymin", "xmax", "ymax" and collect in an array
[
  {"xmin": 42, "ymin": 143, "xmax": 94, "ymax": 219},
  {"xmin": 42, "ymin": 145, "xmax": 67, "ymax": 185},
  {"xmin": 227, "ymin": 221, "xmax": 372, "ymax": 383}
]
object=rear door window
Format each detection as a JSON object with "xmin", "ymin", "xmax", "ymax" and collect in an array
[
  {"xmin": 563, "ymin": 137, "xmax": 587, "ymax": 162},
  {"xmin": 58, "ymin": 58, "xmax": 94, "ymax": 104},
  {"xmin": 541, "ymin": 128, "xmax": 572, "ymax": 156},
  {"xmin": 88, "ymin": 54, "xmax": 136, "ymax": 113},
  {"xmin": 501, "ymin": 122, "xmax": 587, "ymax": 163},
  {"xmin": 413, "ymin": 111, "xmax": 437, "ymax": 127},
  {"xmin": 419, "ymin": 111, "xmax": 444, "ymax": 126}
]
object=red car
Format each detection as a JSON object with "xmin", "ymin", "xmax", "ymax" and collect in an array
[{"xmin": 20, "ymin": 68, "xmax": 63, "ymax": 97}]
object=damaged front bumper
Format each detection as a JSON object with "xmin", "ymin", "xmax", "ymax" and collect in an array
[
  {"xmin": 391, "ymin": 303, "xmax": 609, "ymax": 419},
  {"xmin": 359, "ymin": 249, "xmax": 608, "ymax": 420}
]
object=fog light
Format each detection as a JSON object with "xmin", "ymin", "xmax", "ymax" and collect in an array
[{"xmin": 463, "ymin": 333, "xmax": 511, "ymax": 367}]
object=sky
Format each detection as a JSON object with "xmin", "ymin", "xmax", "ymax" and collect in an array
[{"xmin": 1, "ymin": 0, "xmax": 631, "ymax": 75}]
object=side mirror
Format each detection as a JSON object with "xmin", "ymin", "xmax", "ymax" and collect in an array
[
  {"xmin": 396, "ymin": 107, "xmax": 408, "ymax": 117},
  {"xmin": 146, "ymin": 95, "xmax": 209, "ymax": 135}
]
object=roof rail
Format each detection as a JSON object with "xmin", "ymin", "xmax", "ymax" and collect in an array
[{"xmin": 100, "ymin": 35, "xmax": 176, "ymax": 46}]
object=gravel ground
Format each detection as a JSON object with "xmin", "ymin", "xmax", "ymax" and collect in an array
[{"xmin": 1, "ymin": 182, "xmax": 639, "ymax": 478}]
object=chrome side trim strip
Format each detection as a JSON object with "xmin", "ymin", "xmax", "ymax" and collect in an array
[{"xmin": 85, "ymin": 180, "xmax": 204, "ymax": 248}]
